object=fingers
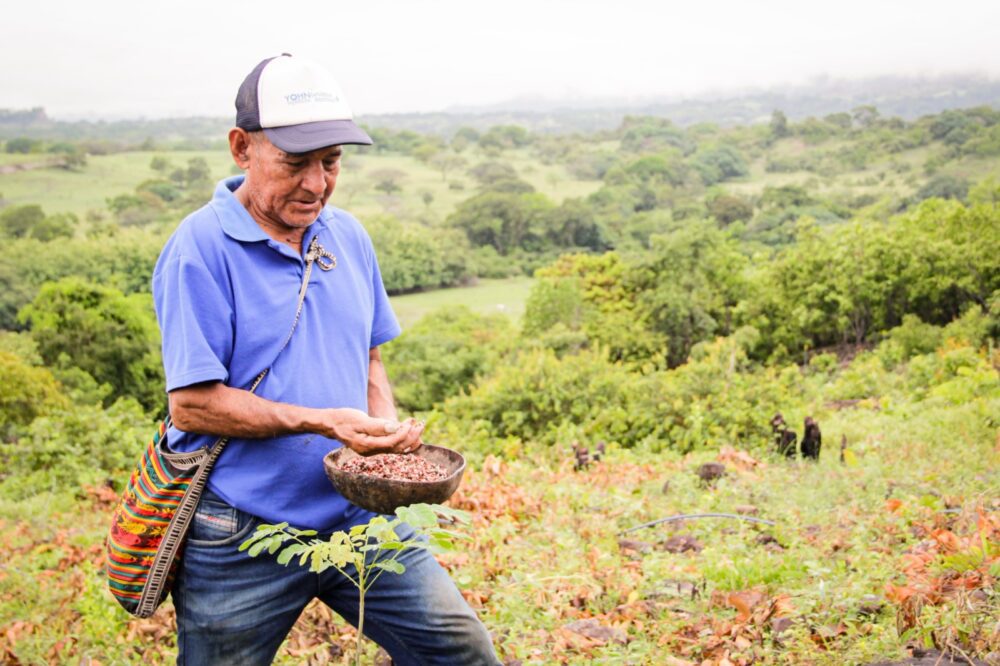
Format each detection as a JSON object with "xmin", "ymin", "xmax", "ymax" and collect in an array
[
  {"xmin": 358, "ymin": 419, "xmax": 424, "ymax": 455},
  {"xmin": 396, "ymin": 419, "xmax": 425, "ymax": 454},
  {"xmin": 330, "ymin": 409, "xmax": 426, "ymax": 456}
]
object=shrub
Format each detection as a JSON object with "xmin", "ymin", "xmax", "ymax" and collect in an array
[
  {"xmin": 0, "ymin": 398, "xmax": 154, "ymax": 499},
  {"xmin": 383, "ymin": 306, "xmax": 512, "ymax": 412}
]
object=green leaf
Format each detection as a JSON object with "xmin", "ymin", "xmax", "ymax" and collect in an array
[
  {"xmin": 373, "ymin": 559, "xmax": 405, "ymax": 575},
  {"xmin": 248, "ymin": 541, "xmax": 267, "ymax": 558},
  {"xmin": 396, "ymin": 503, "xmax": 438, "ymax": 528},
  {"xmin": 276, "ymin": 543, "xmax": 307, "ymax": 565}
]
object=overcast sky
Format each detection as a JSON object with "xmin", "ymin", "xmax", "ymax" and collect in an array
[{"xmin": 3, "ymin": 0, "xmax": 999, "ymax": 120}]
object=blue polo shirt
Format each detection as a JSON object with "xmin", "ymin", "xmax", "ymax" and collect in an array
[{"xmin": 152, "ymin": 176, "xmax": 401, "ymax": 531}]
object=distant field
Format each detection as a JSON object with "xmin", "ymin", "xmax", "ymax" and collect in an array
[
  {"xmin": 0, "ymin": 145, "xmax": 603, "ymax": 224},
  {"xmin": 0, "ymin": 150, "xmax": 236, "ymax": 216},
  {"xmin": 388, "ymin": 276, "xmax": 535, "ymax": 329}
]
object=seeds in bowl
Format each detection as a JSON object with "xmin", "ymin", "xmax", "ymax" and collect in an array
[{"xmin": 338, "ymin": 453, "xmax": 449, "ymax": 482}]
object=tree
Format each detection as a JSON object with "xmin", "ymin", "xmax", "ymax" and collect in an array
[
  {"xmin": 851, "ymin": 105, "xmax": 880, "ymax": 129},
  {"xmin": 429, "ymin": 153, "xmax": 467, "ymax": 181},
  {"xmin": 468, "ymin": 161, "xmax": 520, "ymax": 188},
  {"xmin": 770, "ymin": 111, "xmax": 789, "ymax": 138},
  {"xmin": 410, "ymin": 143, "xmax": 438, "ymax": 163},
  {"xmin": 707, "ymin": 193, "xmax": 754, "ymax": 226},
  {"xmin": 0, "ymin": 204, "xmax": 45, "ymax": 238},
  {"xmin": 184, "ymin": 156, "xmax": 212, "ymax": 185},
  {"xmin": 632, "ymin": 221, "xmax": 750, "ymax": 366},
  {"xmin": 916, "ymin": 174, "xmax": 969, "ymax": 203},
  {"xmin": 447, "ymin": 191, "xmax": 554, "ymax": 255},
  {"xmin": 106, "ymin": 192, "xmax": 163, "ymax": 226},
  {"xmin": 370, "ymin": 169, "xmax": 406, "ymax": 195},
  {"xmin": 5, "ymin": 137, "xmax": 41, "ymax": 154},
  {"xmin": 150, "ymin": 155, "xmax": 172, "ymax": 173},
  {"xmin": 478, "ymin": 125, "xmax": 531, "ymax": 150},
  {"xmin": 622, "ymin": 152, "xmax": 688, "ymax": 186},
  {"xmin": 0, "ymin": 351, "xmax": 68, "ymax": 439},
  {"xmin": 17, "ymin": 278, "xmax": 164, "ymax": 410},
  {"xmin": 691, "ymin": 145, "xmax": 749, "ymax": 185},
  {"xmin": 619, "ymin": 116, "xmax": 692, "ymax": 153},
  {"xmin": 30, "ymin": 212, "xmax": 77, "ymax": 242},
  {"xmin": 824, "ymin": 112, "xmax": 853, "ymax": 131},
  {"xmin": 544, "ymin": 199, "xmax": 608, "ymax": 250}
]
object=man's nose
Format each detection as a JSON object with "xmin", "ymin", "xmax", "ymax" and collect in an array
[{"xmin": 300, "ymin": 161, "xmax": 327, "ymax": 197}]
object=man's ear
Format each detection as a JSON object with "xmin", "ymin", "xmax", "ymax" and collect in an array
[{"xmin": 229, "ymin": 128, "xmax": 252, "ymax": 170}]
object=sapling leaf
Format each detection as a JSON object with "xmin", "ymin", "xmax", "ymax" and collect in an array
[
  {"xmin": 373, "ymin": 559, "xmax": 405, "ymax": 575},
  {"xmin": 396, "ymin": 504, "xmax": 438, "ymax": 528},
  {"xmin": 277, "ymin": 543, "xmax": 306, "ymax": 565},
  {"xmin": 366, "ymin": 518, "xmax": 398, "ymax": 543},
  {"xmin": 427, "ymin": 539, "xmax": 455, "ymax": 554},
  {"xmin": 248, "ymin": 540, "xmax": 268, "ymax": 558},
  {"xmin": 429, "ymin": 528, "xmax": 469, "ymax": 541},
  {"xmin": 289, "ymin": 528, "xmax": 317, "ymax": 537}
]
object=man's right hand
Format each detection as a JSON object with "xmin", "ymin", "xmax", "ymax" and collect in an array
[{"xmin": 325, "ymin": 408, "xmax": 424, "ymax": 456}]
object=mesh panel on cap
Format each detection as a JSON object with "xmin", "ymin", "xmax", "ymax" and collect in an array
[{"xmin": 235, "ymin": 56, "xmax": 282, "ymax": 131}]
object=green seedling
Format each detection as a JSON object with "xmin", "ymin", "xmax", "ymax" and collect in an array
[{"xmin": 240, "ymin": 503, "xmax": 470, "ymax": 666}]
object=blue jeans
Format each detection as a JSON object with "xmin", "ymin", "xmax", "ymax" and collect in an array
[{"xmin": 173, "ymin": 490, "xmax": 500, "ymax": 665}]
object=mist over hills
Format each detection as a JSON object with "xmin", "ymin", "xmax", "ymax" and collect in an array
[{"xmin": 2, "ymin": 73, "xmax": 999, "ymax": 143}]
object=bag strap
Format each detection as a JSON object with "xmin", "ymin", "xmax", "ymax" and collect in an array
[
  {"xmin": 248, "ymin": 235, "xmax": 330, "ymax": 393},
  {"xmin": 204, "ymin": 235, "xmax": 331, "ymax": 456}
]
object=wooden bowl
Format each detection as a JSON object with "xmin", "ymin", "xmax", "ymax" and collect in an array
[{"xmin": 323, "ymin": 444, "xmax": 466, "ymax": 515}]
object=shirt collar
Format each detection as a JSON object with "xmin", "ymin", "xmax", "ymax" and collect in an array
[{"xmin": 211, "ymin": 176, "xmax": 330, "ymax": 244}]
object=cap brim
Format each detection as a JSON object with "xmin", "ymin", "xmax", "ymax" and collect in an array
[{"xmin": 264, "ymin": 119, "xmax": 373, "ymax": 153}]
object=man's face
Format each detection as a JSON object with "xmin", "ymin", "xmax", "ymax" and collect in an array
[{"xmin": 241, "ymin": 133, "xmax": 343, "ymax": 230}]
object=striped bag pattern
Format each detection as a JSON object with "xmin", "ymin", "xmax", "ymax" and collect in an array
[{"xmin": 106, "ymin": 420, "xmax": 222, "ymax": 617}]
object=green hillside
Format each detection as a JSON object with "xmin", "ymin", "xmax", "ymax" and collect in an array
[{"xmin": 0, "ymin": 107, "xmax": 998, "ymax": 665}]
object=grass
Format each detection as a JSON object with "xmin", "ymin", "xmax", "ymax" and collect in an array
[
  {"xmin": 389, "ymin": 276, "xmax": 535, "ymax": 329},
  {"xmin": 1, "ymin": 391, "xmax": 995, "ymax": 665}
]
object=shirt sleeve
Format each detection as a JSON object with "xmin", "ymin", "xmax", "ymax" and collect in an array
[
  {"xmin": 153, "ymin": 254, "xmax": 234, "ymax": 392},
  {"xmin": 368, "ymin": 245, "xmax": 401, "ymax": 348}
]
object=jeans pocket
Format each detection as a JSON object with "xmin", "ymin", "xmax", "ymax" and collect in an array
[{"xmin": 187, "ymin": 492, "xmax": 257, "ymax": 547}]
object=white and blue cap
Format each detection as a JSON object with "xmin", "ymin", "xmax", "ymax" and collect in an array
[{"xmin": 235, "ymin": 54, "xmax": 373, "ymax": 152}]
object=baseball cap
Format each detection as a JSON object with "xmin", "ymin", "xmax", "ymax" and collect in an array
[{"xmin": 235, "ymin": 54, "xmax": 373, "ymax": 153}]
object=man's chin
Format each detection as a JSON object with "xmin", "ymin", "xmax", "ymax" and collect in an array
[{"xmin": 283, "ymin": 206, "xmax": 322, "ymax": 226}]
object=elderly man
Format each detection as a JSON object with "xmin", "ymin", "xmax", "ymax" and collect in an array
[{"xmin": 153, "ymin": 54, "xmax": 498, "ymax": 665}]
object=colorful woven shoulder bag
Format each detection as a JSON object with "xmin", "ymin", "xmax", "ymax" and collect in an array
[{"xmin": 106, "ymin": 237, "xmax": 334, "ymax": 617}]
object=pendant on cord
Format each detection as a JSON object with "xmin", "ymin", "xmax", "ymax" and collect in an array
[{"xmin": 306, "ymin": 237, "xmax": 337, "ymax": 271}]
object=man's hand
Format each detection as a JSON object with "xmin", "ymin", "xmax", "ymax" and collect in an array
[{"xmin": 325, "ymin": 408, "xmax": 425, "ymax": 456}]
